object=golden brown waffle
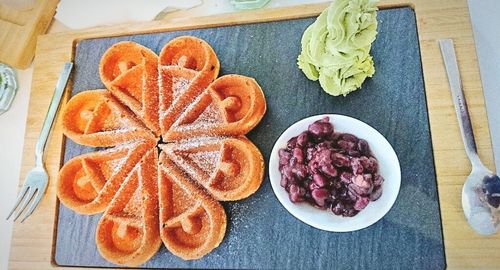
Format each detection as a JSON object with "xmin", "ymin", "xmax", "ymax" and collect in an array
[
  {"xmin": 96, "ymin": 148, "xmax": 162, "ymax": 266},
  {"xmin": 62, "ymin": 89, "xmax": 155, "ymax": 147},
  {"xmin": 57, "ymin": 140, "xmax": 154, "ymax": 215},
  {"xmin": 57, "ymin": 36, "xmax": 266, "ymax": 266},
  {"xmin": 164, "ymin": 74, "xmax": 266, "ymax": 141},
  {"xmin": 158, "ymin": 151, "xmax": 226, "ymax": 260},
  {"xmin": 99, "ymin": 42, "xmax": 161, "ymax": 135},
  {"xmin": 158, "ymin": 36, "xmax": 220, "ymax": 134},
  {"xmin": 162, "ymin": 137, "xmax": 264, "ymax": 201}
]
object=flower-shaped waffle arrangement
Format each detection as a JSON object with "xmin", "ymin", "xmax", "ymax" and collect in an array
[{"xmin": 56, "ymin": 36, "xmax": 266, "ymax": 267}]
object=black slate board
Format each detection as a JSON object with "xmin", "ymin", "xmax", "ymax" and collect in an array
[{"xmin": 55, "ymin": 7, "xmax": 446, "ymax": 269}]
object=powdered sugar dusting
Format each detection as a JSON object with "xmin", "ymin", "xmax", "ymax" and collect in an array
[
  {"xmin": 161, "ymin": 164, "xmax": 197, "ymax": 217},
  {"xmin": 97, "ymin": 99, "xmax": 145, "ymax": 132},
  {"xmin": 106, "ymin": 140, "xmax": 146, "ymax": 178},
  {"xmin": 171, "ymin": 89, "xmax": 206, "ymax": 128},
  {"xmin": 173, "ymin": 136, "xmax": 226, "ymax": 148},
  {"xmin": 123, "ymin": 184, "xmax": 144, "ymax": 218},
  {"xmin": 187, "ymin": 151, "xmax": 221, "ymax": 175},
  {"xmin": 172, "ymin": 77, "xmax": 190, "ymax": 100},
  {"xmin": 159, "ymin": 67, "xmax": 198, "ymax": 120},
  {"xmin": 176, "ymin": 97, "xmax": 227, "ymax": 132},
  {"xmin": 170, "ymin": 138, "xmax": 223, "ymax": 179},
  {"xmin": 169, "ymin": 150, "xmax": 208, "ymax": 184},
  {"xmin": 193, "ymin": 102, "xmax": 224, "ymax": 125},
  {"xmin": 105, "ymin": 159, "xmax": 125, "ymax": 176},
  {"xmin": 224, "ymin": 193, "xmax": 267, "ymax": 256}
]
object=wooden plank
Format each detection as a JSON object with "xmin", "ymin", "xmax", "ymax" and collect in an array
[
  {"xmin": 0, "ymin": 0, "xmax": 59, "ymax": 69},
  {"xmin": 8, "ymin": 0, "xmax": 500, "ymax": 269}
]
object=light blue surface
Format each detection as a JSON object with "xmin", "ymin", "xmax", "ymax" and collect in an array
[{"xmin": 468, "ymin": 0, "xmax": 500, "ymax": 171}]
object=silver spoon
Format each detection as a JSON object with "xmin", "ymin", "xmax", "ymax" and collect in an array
[{"xmin": 439, "ymin": 39, "xmax": 500, "ymax": 235}]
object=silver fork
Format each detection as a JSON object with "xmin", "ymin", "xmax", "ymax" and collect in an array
[{"xmin": 6, "ymin": 62, "xmax": 73, "ymax": 223}]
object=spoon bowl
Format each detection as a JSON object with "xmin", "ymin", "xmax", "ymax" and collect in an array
[{"xmin": 462, "ymin": 167, "xmax": 499, "ymax": 235}]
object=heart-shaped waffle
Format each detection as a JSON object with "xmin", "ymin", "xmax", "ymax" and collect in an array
[
  {"xmin": 158, "ymin": 151, "xmax": 226, "ymax": 260},
  {"xmin": 96, "ymin": 148, "xmax": 161, "ymax": 266},
  {"xmin": 62, "ymin": 90, "xmax": 155, "ymax": 147},
  {"xmin": 57, "ymin": 140, "xmax": 153, "ymax": 214},
  {"xmin": 57, "ymin": 36, "xmax": 266, "ymax": 267},
  {"xmin": 158, "ymin": 36, "xmax": 220, "ymax": 134},
  {"xmin": 164, "ymin": 75, "xmax": 266, "ymax": 141},
  {"xmin": 99, "ymin": 42, "xmax": 161, "ymax": 135},
  {"xmin": 162, "ymin": 136, "xmax": 264, "ymax": 201}
]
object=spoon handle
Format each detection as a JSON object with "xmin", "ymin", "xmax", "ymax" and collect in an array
[{"xmin": 439, "ymin": 39, "xmax": 482, "ymax": 168}]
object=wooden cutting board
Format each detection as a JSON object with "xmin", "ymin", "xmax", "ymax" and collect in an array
[
  {"xmin": 0, "ymin": 0, "xmax": 58, "ymax": 69},
  {"xmin": 9, "ymin": 0, "xmax": 500, "ymax": 269}
]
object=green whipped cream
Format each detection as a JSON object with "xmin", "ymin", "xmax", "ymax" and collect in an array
[{"xmin": 297, "ymin": 0, "xmax": 378, "ymax": 96}]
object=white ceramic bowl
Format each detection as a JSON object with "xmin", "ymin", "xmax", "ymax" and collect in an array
[{"xmin": 269, "ymin": 114, "xmax": 401, "ymax": 232}]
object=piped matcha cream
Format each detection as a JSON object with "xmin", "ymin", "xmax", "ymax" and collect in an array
[{"xmin": 297, "ymin": 0, "xmax": 378, "ymax": 96}]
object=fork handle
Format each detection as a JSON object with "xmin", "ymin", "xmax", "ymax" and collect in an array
[
  {"xmin": 439, "ymin": 39, "xmax": 483, "ymax": 169},
  {"xmin": 35, "ymin": 62, "xmax": 73, "ymax": 167}
]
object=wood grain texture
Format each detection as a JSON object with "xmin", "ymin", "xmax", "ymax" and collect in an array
[
  {"xmin": 0, "ymin": 0, "xmax": 59, "ymax": 69},
  {"xmin": 8, "ymin": 0, "xmax": 499, "ymax": 269}
]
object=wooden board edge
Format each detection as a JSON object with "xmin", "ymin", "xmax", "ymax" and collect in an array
[{"xmin": 39, "ymin": 2, "xmax": 414, "ymax": 46}]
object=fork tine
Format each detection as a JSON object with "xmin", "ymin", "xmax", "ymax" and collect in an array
[
  {"xmin": 6, "ymin": 186, "xmax": 29, "ymax": 220},
  {"xmin": 20, "ymin": 188, "xmax": 43, "ymax": 223},
  {"xmin": 12, "ymin": 188, "xmax": 36, "ymax": 222}
]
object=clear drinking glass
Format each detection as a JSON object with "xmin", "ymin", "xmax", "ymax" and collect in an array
[
  {"xmin": 230, "ymin": 0, "xmax": 271, "ymax": 10},
  {"xmin": 0, "ymin": 63, "xmax": 18, "ymax": 115}
]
